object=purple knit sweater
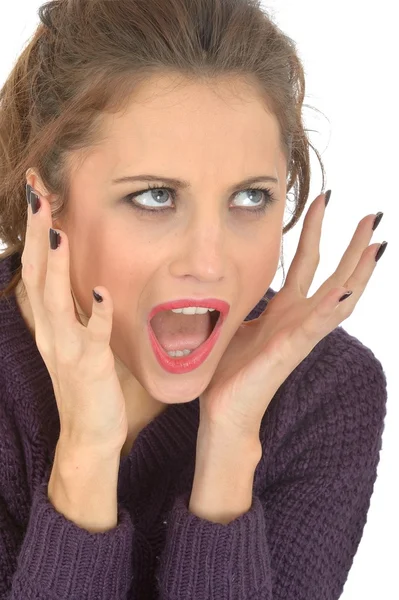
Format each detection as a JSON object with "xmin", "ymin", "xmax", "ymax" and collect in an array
[{"xmin": 0, "ymin": 251, "xmax": 387, "ymax": 599}]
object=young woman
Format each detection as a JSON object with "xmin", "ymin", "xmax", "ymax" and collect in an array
[{"xmin": 0, "ymin": 0, "xmax": 388, "ymax": 598}]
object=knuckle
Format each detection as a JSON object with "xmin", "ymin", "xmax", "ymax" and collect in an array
[
  {"xmin": 21, "ymin": 260, "xmax": 36, "ymax": 282},
  {"xmin": 43, "ymin": 290, "xmax": 68, "ymax": 315},
  {"xmin": 43, "ymin": 297, "xmax": 58, "ymax": 316}
]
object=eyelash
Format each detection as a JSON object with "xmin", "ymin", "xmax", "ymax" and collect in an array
[{"xmin": 122, "ymin": 183, "xmax": 277, "ymax": 217}]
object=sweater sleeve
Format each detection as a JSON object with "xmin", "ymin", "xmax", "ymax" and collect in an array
[
  {"xmin": 154, "ymin": 344, "xmax": 387, "ymax": 600},
  {"xmin": 1, "ymin": 472, "xmax": 134, "ymax": 599}
]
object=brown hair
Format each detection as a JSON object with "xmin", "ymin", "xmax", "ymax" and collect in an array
[{"xmin": 0, "ymin": 0, "xmax": 326, "ymax": 301}]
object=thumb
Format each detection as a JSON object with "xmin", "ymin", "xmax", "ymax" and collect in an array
[{"xmin": 86, "ymin": 287, "xmax": 114, "ymax": 348}]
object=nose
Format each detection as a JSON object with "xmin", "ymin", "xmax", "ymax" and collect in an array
[{"xmin": 169, "ymin": 211, "xmax": 226, "ymax": 284}]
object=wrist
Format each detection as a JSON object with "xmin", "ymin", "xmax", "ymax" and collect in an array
[
  {"xmin": 197, "ymin": 422, "xmax": 262, "ymax": 462},
  {"xmin": 191, "ymin": 429, "xmax": 261, "ymax": 525},
  {"xmin": 48, "ymin": 442, "xmax": 120, "ymax": 533}
]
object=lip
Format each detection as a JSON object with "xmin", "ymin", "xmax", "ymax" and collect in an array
[
  {"xmin": 146, "ymin": 298, "xmax": 230, "ymax": 375},
  {"xmin": 148, "ymin": 298, "xmax": 230, "ymax": 322},
  {"xmin": 147, "ymin": 308, "xmax": 226, "ymax": 374}
]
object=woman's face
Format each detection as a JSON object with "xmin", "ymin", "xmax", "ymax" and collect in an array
[{"xmin": 36, "ymin": 74, "xmax": 287, "ymax": 405}]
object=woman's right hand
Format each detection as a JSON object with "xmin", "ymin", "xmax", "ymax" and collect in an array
[{"xmin": 21, "ymin": 184, "xmax": 129, "ymax": 458}]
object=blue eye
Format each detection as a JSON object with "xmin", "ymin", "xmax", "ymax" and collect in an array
[{"xmin": 122, "ymin": 183, "xmax": 277, "ymax": 216}]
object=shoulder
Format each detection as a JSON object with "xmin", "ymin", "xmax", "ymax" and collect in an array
[
  {"xmin": 315, "ymin": 325, "xmax": 387, "ymax": 410},
  {"xmin": 280, "ymin": 323, "xmax": 386, "ymax": 409},
  {"xmin": 260, "ymin": 325, "xmax": 388, "ymax": 460}
]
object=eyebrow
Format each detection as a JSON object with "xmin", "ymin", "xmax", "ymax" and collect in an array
[{"xmin": 112, "ymin": 173, "xmax": 278, "ymax": 192}]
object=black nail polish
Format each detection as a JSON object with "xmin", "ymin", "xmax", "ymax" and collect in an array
[
  {"xmin": 324, "ymin": 190, "xmax": 332, "ymax": 207},
  {"xmin": 339, "ymin": 291, "xmax": 353, "ymax": 303},
  {"xmin": 372, "ymin": 212, "xmax": 383, "ymax": 231},
  {"xmin": 26, "ymin": 184, "xmax": 41, "ymax": 213},
  {"xmin": 93, "ymin": 290, "xmax": 103, "ymax": 303},
  {"xmin": 375, "ymin": 241, "xmax": 387, "ymax": 263},
  {"xmin": 26, "ymin": 183, "xmax": 32, "ymax": 205},
  {"xmin": 49, "ymin": 228, "xmax": 60, "ymax": 250},
  {"xmin": 30, "ymin": 191, "xmax": 41, "ymax": 214}
]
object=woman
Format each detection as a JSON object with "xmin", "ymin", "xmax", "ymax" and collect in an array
[{"xmin": 0, "ymin": 0, "xmax": 388, "ymax": 598}]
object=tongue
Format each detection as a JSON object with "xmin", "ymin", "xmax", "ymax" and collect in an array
[{"xmin": 150, "ymin": 311, "xmax": 214, "ymax": 351}]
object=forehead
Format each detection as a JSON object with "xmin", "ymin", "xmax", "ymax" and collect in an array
[
  {"xmin": 110, "ymin": 74, "xmax": 280, "ymax": 142},
  {"xmin": 77, "ymin": 74, "xmax": 285, "ymax": 182}
]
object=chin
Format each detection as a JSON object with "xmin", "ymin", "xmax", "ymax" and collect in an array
[{"xmin": 142, "ymin": 374, "xmax": 212, "ymax": 405}]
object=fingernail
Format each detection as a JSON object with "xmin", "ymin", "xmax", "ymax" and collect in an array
[
  {"xmin": 375, "ymin": 241, "xmax": 387, "ymax": 263},
  {"xmin": 372, "ymin": 212, "xmax": 383, "ymax": 231},
  {"xmin": 26, "ymin": 183, "xmax": 41, "ymax": 214},
  {"xmin": 324, "ymin": 190, "xmax": 332, "ymax": 207},
  {"xmin": 93, "ymin": 289, "xmax": 104, "ymax": 303},
  {"xmin": 49, "ymin": 228, "xmax": 61, "ymax": 250},
  {"xmin": 26, "ymin": 183, "xmax": 32, "ymax": 205},
  {"xmin": 339, "ymin": 290, "xmax": 353, "ymax": 303},
  {"xmin": 30, "ymin": 191, "xmax": 41, "ymax": 214}
]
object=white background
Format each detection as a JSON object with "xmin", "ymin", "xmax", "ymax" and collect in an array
[{"xmin": 0, "ymin": 1, "xmax": 397, "ymax": 598}]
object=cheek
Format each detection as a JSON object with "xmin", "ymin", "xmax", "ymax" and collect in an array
[
  {"xmin": 240, "ymin": 234, "xmax": 281, "ymax": 302},
  {"xmin": 67, "ymin": 217, "xmax": 130, "ymax": 298},
  {"xmin": 244, "ymin": 230, "xmax": 281, "ymax": 273}
]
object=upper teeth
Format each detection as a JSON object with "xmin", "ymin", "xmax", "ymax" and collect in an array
[{"xmin": 170, "ymin": 306, "xmax": 217, "ymax": 315}]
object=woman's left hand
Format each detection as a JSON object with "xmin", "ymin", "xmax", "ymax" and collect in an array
[{"xmin": 198, "ymin": 192, "xmax": 385, "ymax": 442}]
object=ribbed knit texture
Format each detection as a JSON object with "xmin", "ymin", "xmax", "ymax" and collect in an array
[{"xmin": 0, "ymin": 251, "xmax": 387, "ymax": 599}]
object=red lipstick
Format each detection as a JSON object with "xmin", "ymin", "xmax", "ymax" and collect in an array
[{"xmin": 147, "ymin": 298, "xmax": 230, "ymax": 374}]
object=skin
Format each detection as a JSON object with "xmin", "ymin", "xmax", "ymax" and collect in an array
[{"xmin": 15, "ymin": 73, "xmax": 287, "ymax": 456}]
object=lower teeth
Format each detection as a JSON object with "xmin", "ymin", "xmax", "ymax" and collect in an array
[{"xmin": 166, "ymin": 348, "xmax": 194, "ymax": 357}]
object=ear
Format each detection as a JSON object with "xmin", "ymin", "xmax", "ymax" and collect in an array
[
  {"xmin": 25, "ymin": 167, "xmax": 61, "ymax": 228},
  {"xmin": 25, "ymin": 167, "xmax": 49, "ymax": 197}
]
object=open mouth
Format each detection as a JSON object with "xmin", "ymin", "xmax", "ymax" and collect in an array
[
  {"xmin": 209, "ymin": 309, "xmax": 221, "ymax": 331},
  {"xmin": 149, "ymin": 308, "xmax": 222, "ymax": 355}
]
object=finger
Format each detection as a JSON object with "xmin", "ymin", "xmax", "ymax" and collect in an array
[
  {"xmin": 71, "ymin": 286, "xmax": 90, "ymax": 327},
  {"xmin": 284, "ymin": 193, "xmax": 326, "ymax": 297},
  {"xmin": 86, "ymin": 286, "xmax": 114, "ymax": 352},
  {"xmin": 45, "ymin": 228, "xmax": 114, "ymax": 365},
  {"xmin": 22, "ymin": 187, "xmax": 114, "ymax": 368},
  {"xmin": 44, "ymin": 226, "xmax": 85, "ymax": 352},
  {"xmin": 21, "ymin": 187, "xmax": 55, "ymax": 349},
  {"xmin": 294, "ymin": 242, "xmax": 380, "ymax": 350},
  {"xmin": 327, "ymin": 214, "xmax": 376, "ymax": 287},
  {"xmin": 289, "ymin": 285, "xmax": 351, "ymax": 352},
  {"xmin": 337, "ymin": 242, "xmax": 382, "ymax": 308}
]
